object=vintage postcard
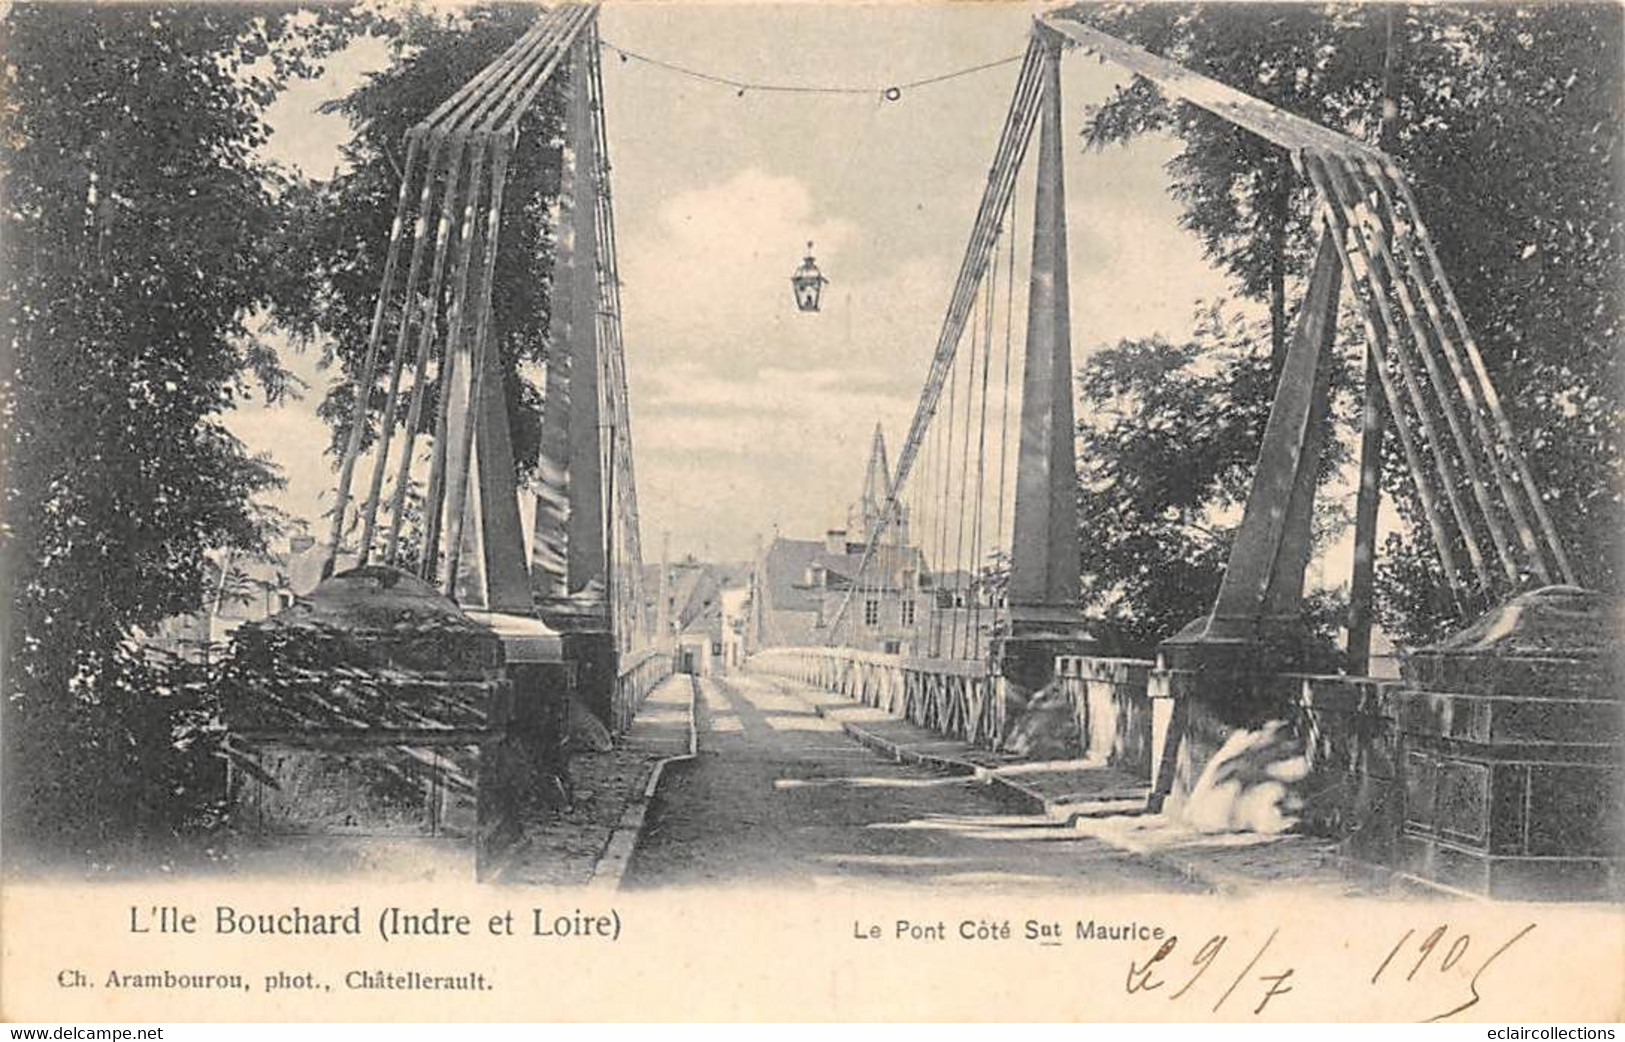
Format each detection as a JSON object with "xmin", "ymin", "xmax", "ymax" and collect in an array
[{"xmin": 1, "ymin": 0, "xmax": 1621, "ymax": 1024}]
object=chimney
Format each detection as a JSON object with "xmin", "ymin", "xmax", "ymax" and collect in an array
[{"xmin": 825, "ymin": 528, "xmax": 847, "ymax": 555}]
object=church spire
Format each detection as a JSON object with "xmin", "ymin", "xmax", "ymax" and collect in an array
[
  {"xmin": 852, "ymin": 422, "xmax": 909, "ymax": 546},
  {"xmin": 860, "ymin": 422, "xmax": 890, "ymax": 523}
]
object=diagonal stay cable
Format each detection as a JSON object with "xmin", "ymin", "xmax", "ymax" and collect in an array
[{"xmin": 827, "ymin": 33, "xmax": 1045, "ymax": 639}]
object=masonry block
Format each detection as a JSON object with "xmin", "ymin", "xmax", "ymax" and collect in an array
[
  {"xmin": 995, "ymin": 619, "xmax": 1095, "ymax": 758},
  {"xmin": 221, "ymin": 566, "xmax": 524, "ymax": 877},
  {"xmin": 1058, "ymin": 655, "xmax": 1154, "ymax": 776},
  {"xmin": 1392, "ymin": 586, "xmax": 1624, "ymax": 901}
]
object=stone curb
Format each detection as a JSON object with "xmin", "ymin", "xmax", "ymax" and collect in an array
[
  {"xmin": 778, "ymin": 680, "xmax": 1400, "ymax": 898},
  {"xmin": 586, "ymin": 674, "xmax": 700, "ymax": 891},
  {"xmin": 813, "ymin": 688, "xmax": 1433, "ymax": 898}
]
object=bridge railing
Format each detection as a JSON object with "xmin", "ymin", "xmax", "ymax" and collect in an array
[
  {"xmin": 613, "ymin": 644, "xmax": 674, "ymax": 733},
  {"xmin": 756, "ymin": 647, "xmax": 1395, "ymax": 818},
  {"xmin": 1053, "ymin": 655, "xmax": 1156, "ymax": 776},
  {"xmin": 750, "ymin": 646, "xmax": 1003, "ymax": 749}
]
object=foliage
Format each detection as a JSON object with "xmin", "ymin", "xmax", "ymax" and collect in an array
[
  {"xmin": 0, "ymin": 3, "xmax": 355, "ymax": 856},
  {"xmin": 1371, "ymin": 531, "xmax": 1459, "ymax": 649},
  {"xmin": 1068, "ymin": 3, "xmax": 1622, "ymax": 646},
  {"xmin": 1075, "ymin": 3, "xmax": 1358, "ymax": 361},
  {"xmin": 1372, "ymin": 4, "xmax": 1624, "ymax": 644},
  {"xmin": 274, "ymin": 4, "xmax": 568, "ymax": 489},
  {"xmin": 1076, "ymin": 305, "xmax": 1353, "ymax": 656},
  {"xmin": 3, "ymin": 644, "xmax": 232, "ymax": 862}
]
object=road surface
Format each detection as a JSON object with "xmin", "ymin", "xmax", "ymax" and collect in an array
[{"xmin": 622, "ymin": 671, "xmax": 1199, "ymax": 892}]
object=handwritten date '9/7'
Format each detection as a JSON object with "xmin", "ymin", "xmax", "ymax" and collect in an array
[{"xmin": 1125, "ymin": 921, "xmax": 1537, "ymax": 1021}]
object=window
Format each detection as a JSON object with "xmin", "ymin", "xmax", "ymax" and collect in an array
[
  {"xmin": 864, "ymin": 599, "xmax": 880, "ymax": 627},
  {"xmin": 901, "ymin": 599, "xmax": 916, "ymax": 626}
]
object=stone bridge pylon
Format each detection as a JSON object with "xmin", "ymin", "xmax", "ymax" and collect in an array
[
  {"xmin": 770, "ymin": 14, "xmax": 1621, "ymax": 901},
  {"xmin": 218, "ymin": 4, "xmax": 669, "ymax": 878}
]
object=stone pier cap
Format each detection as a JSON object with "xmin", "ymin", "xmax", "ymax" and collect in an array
[
  {"xmin": 464, "ymin": 609, "xmax": 564, "ymax": 665},
  {"xmin": 220, "ymin": 565, "xmax": 509, "ymax": 735},
  {"xmin": 1402, "ymin": 584, "xmax": 1622, "ymax": 695}
]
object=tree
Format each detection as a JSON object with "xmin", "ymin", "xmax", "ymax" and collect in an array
[
  {"xmin": 1373, "ymin": 5, "xmax": 1623, "ymax": 644},
  {"xmin": 0, "ymin": 4, "xmax": 355, "ymax": 857},
  {"xmin": 1067, "ymin": 3, "xmax": 1622, "ymax": 646},
  {"xmin": 1076, "ymin": 305, "xmax": 1353, "ymax": 657},
  {"xmin": 274, "ymin": 5, "xmax": 567, "ymax": 494},
  {"xmin": 1076, "ymin": 4, "xmax": 1363, "ymax": 365}
]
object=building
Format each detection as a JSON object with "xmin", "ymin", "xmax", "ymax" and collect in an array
[
  {"xmin": 718, "ymin": 585, "xmax": 751, "ymax": 671},
  {"xmin": 748, "ymin": 425, "xmax": 937, "ymax": 655},
  {"xmin": 644, "ymin": 554, "xmax": 749, "ymax": 676},
  {"xmin": 145, "ymin": 535, "xmax": 340, "ymax": 661}
]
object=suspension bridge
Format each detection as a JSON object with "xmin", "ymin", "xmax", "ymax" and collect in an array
[{"xmin": 222, "ymin": 5, "xmax": 1620, "ymax": 900}]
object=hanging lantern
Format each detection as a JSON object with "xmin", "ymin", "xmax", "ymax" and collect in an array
[{"xmin": 790, "ymin": 241, "xmax": 828, "ymax": 313}]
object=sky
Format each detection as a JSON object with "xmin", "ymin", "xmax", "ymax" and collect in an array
[{"xmin": 241, "ymin": 3, "xmax": 1242, "ymax": 566}]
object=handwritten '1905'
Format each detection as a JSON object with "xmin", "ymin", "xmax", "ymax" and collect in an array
[{"xmin": 1125, "ymin": 922, "xmax": 1536, "ymax": 1021}]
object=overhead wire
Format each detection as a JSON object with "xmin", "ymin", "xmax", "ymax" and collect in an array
[{"xmin": 600, "ymin": 39, "xmax": 1023, "ymax": 100}]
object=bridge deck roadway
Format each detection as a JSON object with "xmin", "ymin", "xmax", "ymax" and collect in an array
[{"xmin": 621, "ymin": 671, "xmax": 1201, "ymax": 892}]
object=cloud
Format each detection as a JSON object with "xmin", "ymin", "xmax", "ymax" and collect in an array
[
  {"xmin": 612, "ymin": 143, "xmax": 1237, "ymax": 559},
  {"xmin": 244, "ymin": 10, "xmax": 1246, "ymax": 567},
  {"xmin": 611, "ymin": 166, "xmax": 966, "ymax": 557},
  {"xmin": 628, "ymin": 357, "xmax": 921, "ymax": 554},
  {"xmin": 619, "ymin": 168, "xmax": 859, "ymax": 374}
]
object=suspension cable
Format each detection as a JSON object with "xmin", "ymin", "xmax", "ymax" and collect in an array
[
  {"xmin": 934, "ymin": 357, "xmax": 958, "ymax": 655},
  {"xmin": 993, "ymin": 173, "xmax": 1019, "ymax": 642},
  {"xmin": 968, "ymin": 222, "xmax": 999, "ymax": 660},
  {"xmin": 949, "ymin": 282, "xmax": 981, "ymax": 658},
  {"xmin": 826, "ymin": 33, "xmax": 1045, "ymax": 639}
]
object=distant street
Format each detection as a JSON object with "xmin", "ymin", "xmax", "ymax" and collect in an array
[{"xmin": 622, "ymin": 672, "xmax": 1200, "ymax": 892}]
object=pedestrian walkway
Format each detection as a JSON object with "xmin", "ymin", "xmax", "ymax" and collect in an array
[
  {"xmin": 782, "ymin": 681, "xmax": 1152, "ymax": 816},
  {"xmin": 497, "ymin": 674, "xmax": 694, "ymax": 886},
  {"xmin": 621, "ymin": 672, "xmax": 1201, "ymax": 892},
  {"xmin": 769, "ymin": 671, "xmax": 1393, "ymax": 899}
]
